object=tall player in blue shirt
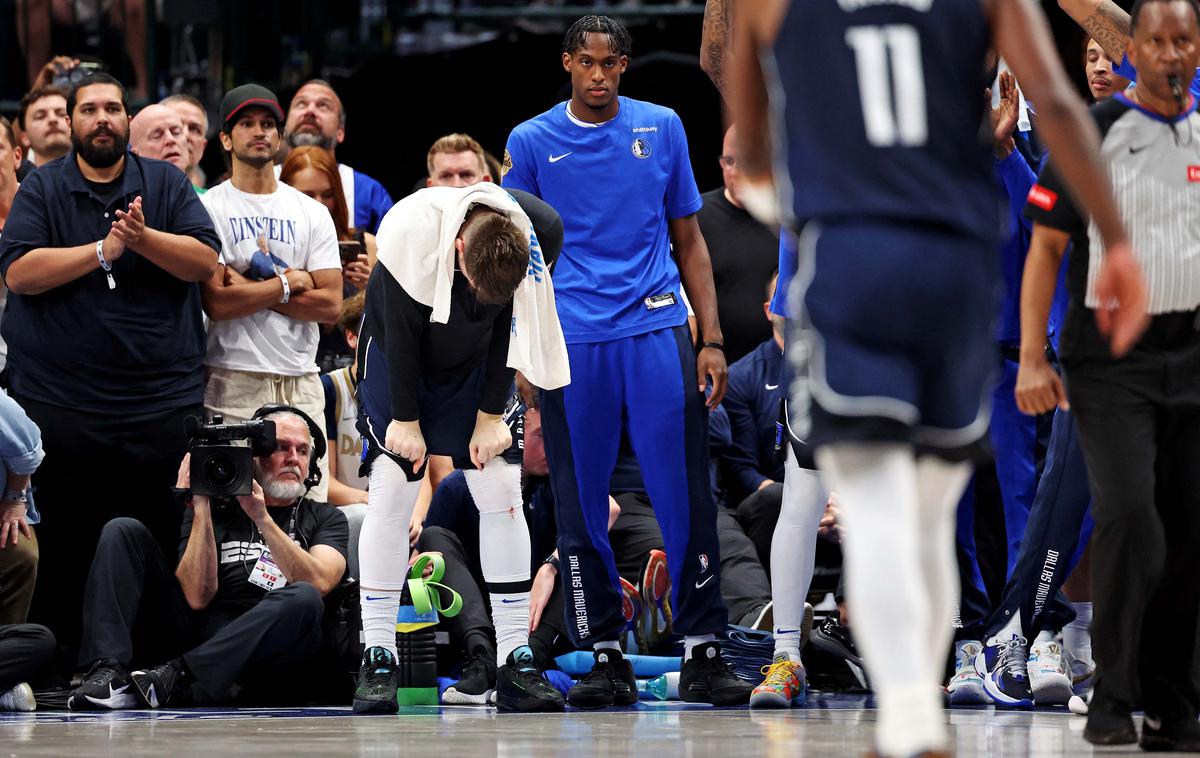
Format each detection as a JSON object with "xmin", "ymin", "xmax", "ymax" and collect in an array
[
  {"xmin": 732, "ymin": 0, "xmax": 1143, "ymax": 754},
  {"xmin": 503, "ymin": 15, "xmax": 752, "ymax": 709}
]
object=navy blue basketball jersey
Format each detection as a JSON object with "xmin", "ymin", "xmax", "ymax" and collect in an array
[{"xmin": 773, "ymin": 0, "xmax": 999, "ymax": 241}]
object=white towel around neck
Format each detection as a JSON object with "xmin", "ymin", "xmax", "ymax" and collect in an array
[{"xmin": 374, "ymin": 184, "xmax": 570, "ymax": 391}]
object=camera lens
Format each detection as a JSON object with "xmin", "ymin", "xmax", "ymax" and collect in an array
[{"xmin": 204, "ymin": 454, "xmax": 238, "ymax": 488}]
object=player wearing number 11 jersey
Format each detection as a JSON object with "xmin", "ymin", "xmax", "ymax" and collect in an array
[{"xmin": 731, "ymin": 0, "xmax": 1142, "ymax": 754}]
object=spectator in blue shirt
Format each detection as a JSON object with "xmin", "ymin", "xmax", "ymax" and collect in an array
[
  {"xmin": 0, "ymin": 72, "xmax": 220, "ymax": 659},
  {"xmin": 282, "ymin": 80, "xmax": 394, "ymax": 234},
  {"xmin": 720, "ymin": 270, "xmax": 785, "ymax": 509}
]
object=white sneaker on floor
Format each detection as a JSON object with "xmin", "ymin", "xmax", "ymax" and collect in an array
[
  {"xmin": 1029, "ymin": 638, "xmax": 1073, "ymax": 705},
  {"xmin": 1068, "ymin": 687, "xmax": 1092, "ymax": 715},
  {"xmin": 947, "ymin": 640, "xmax": 989, "ymax": 706},
  {"xmin": 1063, "ymin": 646, "xmax": 1095, "ymax": 695},
  {"xmin": 0, "ymin": 682, "xmax": 36, "ymax": 712}
]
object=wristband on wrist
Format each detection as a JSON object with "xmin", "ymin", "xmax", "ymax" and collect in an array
[
  {"xmin": 96, "ymin": 240, "xmax": 116, "ymax": 290},
  {"xmin": 278, "ymin": 272, "xmax": 290, "ymax": 304},
  {"xmin": 701, "ymin": 341, "xmax": 725, "ymax": 353},
  {"xmin": 2, "ymin": 488, "xmax": 27, "ymax": 504},
  {"xmin": 543, "ymin": 553, "xmax": 560, "ymax": 572}
]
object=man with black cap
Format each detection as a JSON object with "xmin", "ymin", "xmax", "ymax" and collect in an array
[
  {"xmin": 0, "ymin": 72, "xmax": 221, "ymax": 661},
  {"xmin": 199, "ymin": 84, "xmax": 343, "ymax": 502}
]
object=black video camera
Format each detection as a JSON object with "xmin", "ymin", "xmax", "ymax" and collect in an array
[{"xmin": 185, "ymin": 415, "xmax": 277, "ymax": 497}]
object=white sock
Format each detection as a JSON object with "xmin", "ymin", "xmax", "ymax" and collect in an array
[
  {"xmin": 914, "ymin": 456, "xmax": 971, "ymax": 677},
  {"xmin": 684, "ymin": 634, "xmax": 717, "ymax": 661},
  {"xmin": 1064, "ymin": 602, "xmax": 1094, "ymax": 672},
  {"xmin": 989, "ymin": 609, "xmax": 1023, "ymax": 646},
  {"xmin": 464, "ymin": 460, "xmax": 533, "ymax": 667},
  {"xmin": 1034, "ymin": 629, "xmax": 1055, "ymax": 647},
  {"xmin": 771, "ymin": 447, "xmax": 826, "ymax": 664},
  {"xmin": 773, "ymin": 629, "xmax": 803, "ymax": 663},
  {"xmin": 361, "ymin": 589, "xmax": 404, "ymax": 657},
  {"xmin": 816, "ymin": 443, "xmax": 947, "ymax": 755},
  {"xmin": 358, "ymin": 456, "xmax": 423, "ymax": 658},
  {"xmin": 490, "ymin": 592, "xmax": 531, "ymax": 665},
  {"xmin": 594, "ymin": 640, "xmax": 621, "ymax": 653}
]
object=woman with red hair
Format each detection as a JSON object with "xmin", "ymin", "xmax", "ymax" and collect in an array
[{"xmin": 281, "ymin": 145, "xmax": 377, "ymax": 292}]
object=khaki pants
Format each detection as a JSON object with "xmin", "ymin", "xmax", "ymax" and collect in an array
[
  {"xmin": 204, "ymin": 367, "xmax": 330, "ymax": 503},
  {"xmin": 0, "ymin": 526, "xmax": 38, "ymax": 625}
]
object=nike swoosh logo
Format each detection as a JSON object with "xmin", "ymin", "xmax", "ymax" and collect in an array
[
  {"xmin": 695, "ymin": 576, "xmax": 715, "ymax": 589},
  {"xmin": 548, "ymin": 152, "xmax": 572, "ymax": 163},
  {"xmin": 1129, "ymin": 144, "xmax": 1152, "ymax": 154},
  {"xmin": 765, "ymin": 384, "xmax": 779, "ymax": 390},
  {"xmin": 1145, "ymin": 716, "xmax": 1162, "ymax": 730},
  {"xmin": 501, "ymin": 598, "xmax": 524, "ymax": 604},
  {"xmin": 775, "ymin": 628, "xmax": 799, "ymax": 635},
  {"xmin": 364, "ymin": 595, "xmax": 389, "ymax": 601}
]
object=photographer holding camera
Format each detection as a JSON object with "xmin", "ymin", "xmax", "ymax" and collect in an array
[{"xmin": 67, "ymin": 407, "xmax": 348, "ymax": 711}]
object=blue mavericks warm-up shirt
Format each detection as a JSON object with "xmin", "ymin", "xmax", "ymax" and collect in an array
[{"xmin": 503, "ymin": 97, "xmax": 704, "ymax": 343}]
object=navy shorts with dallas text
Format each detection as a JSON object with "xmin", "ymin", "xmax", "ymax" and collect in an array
[
  {"xmin": 786, "ymin": 220, "xmax": 999, "ymax": 460},
  {"xmin": 356, "ymin": 338, "xmax": 523, "ymax": 481}
]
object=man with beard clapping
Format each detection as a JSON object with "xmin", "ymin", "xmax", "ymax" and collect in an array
[{"xmin": 0, "ymin": 73, "xmax": 221, "ymax": 663}]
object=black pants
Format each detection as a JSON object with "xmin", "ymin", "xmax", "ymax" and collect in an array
[
  {"xmin": 15, "ymin": 396, "xmax": 201, "ymax": 660},
  {"xmin": 612, "ymin": 491, "xmax": 771, "ymax": 627},
  {"xmin": 1065, "ymin": 312, "xmax": 1200, "ymax": 719},
  {"xmin": 79, "ymin": 518, "xmax": 325, "ymax": 703},
  {"xmin": 418, "ymin": 526, "xmax": 568, "ymax": 668},
  {"xmin": 0, "ymin": 623, "xmax": 55, "ymax": 691},
  {"xmin": 732, "ymin": 483, "xmax": 784, "ymax": 573}
]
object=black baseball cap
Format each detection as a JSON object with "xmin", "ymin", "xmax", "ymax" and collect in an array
[{"xmin": 220, "ymin": 84, "xmax": 284, "ymax": 129}]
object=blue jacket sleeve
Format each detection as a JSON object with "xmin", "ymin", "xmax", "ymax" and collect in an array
[
  {"xmin": 995, "ymin": 149, "xmax": 1037, "ymax": 237},
  {"xmin": 0, "ymin": 391, "xmax": 44, "ymax": 523},
  {"xmin": 720, "ymin": 367, "xmax": 770, "ymax": 501},
  {"xmin": 0, "ymin": 392, "xmax": 44, "ymax": 477}
]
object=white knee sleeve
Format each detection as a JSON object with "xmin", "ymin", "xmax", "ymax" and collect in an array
[
  {"xmin": 772, "ymin": 447, "xmax": 827, "ymax": 658},
  {"xmin": 817, "ymin": 443, "xmax": 947, "ymax": 756},
  {"xmin": 359, "ymin": 456, "xmax": 423, "ymax": 591},
  {"xmin": 915, "ymin": 456, "xmax": 971, "ymax": 675},
  {"xmin": 464, "ymin": 458, "xmax": 531, "ymax": 586}
]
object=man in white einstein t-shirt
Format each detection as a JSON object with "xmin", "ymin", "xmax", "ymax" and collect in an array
[{"xmin": 199, "ymin": 84, "xmax": 343, "ymax": 501}]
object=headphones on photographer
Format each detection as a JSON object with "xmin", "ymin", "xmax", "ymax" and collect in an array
[{"xmin": 251, "ymin": 404, "xmax": 326, "ymax": 490}]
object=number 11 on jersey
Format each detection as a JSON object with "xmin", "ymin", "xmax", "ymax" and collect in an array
[{"xmin": 845, "ymin": 24, "xmax": 928, "ymax": 148}]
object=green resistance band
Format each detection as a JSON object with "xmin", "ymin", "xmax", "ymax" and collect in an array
[{"xmin": 406, "ymin": 553, "xmax": 464, "ymax": 618}]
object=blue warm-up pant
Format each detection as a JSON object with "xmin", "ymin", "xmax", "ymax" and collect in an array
[
  {"xmin": 989, "ymin": 356, "xmax": 1047, "ymax": 579},
  {"xmin": 541, "ymin": 325, "xmax": 727, "ymax": 646},
  {"xmin": 986, "ymin": 407, "xmax": 1093, "ymax": 640}
]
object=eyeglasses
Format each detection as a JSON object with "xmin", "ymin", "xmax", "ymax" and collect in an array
[{"xmin": 719, "ymin": 155, "xmax": 737, "ymax": 168}]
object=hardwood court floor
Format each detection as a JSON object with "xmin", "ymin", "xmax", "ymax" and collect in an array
[{"xmin": 0, "ymin": 694, "xmax": 1143, "ymax": 756}]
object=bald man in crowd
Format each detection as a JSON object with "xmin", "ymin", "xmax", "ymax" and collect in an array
[{"xmin": 129, "ymin": 105, "xmax": 189, "ymax": 175}]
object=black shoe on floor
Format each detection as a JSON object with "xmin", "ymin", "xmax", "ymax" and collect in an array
[
  {"xmin": 67, "ymin": 659, "xmax": 138, "ymax": 711},
  {"xmin": 810, "ymin": 615, "xmax": 863, "ymax": 668},
  {"xmin": 1083, "ymin": 694, "xmax": 1137, "ymax": 746},
  {"xmin": 566, "ymin": 647, "xmax": 638, "ymax": 709},
  {"xmin": 679, "ymin": 641, "xmax": 753, "ymax": 705},
  {"xmin": 1139, "ymin": 713, "xmax": 1200, "ymax": 752},
  {"xmin": 353, "ymin": 646, "xmax": 399, "ymax": 714},
  {"xmin": 496, "ymin": 646, "xmax": 565, "ymax": 713},
  {"xmin": 443, "ymin": 646, "xmax": 497, "ymax": 705},
  {"xmin": 131, "ymin": 658, "xmax": 190, "ymax": 708}
]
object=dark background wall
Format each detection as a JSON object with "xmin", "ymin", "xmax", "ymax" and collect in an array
[
  {"xmin": 0, "ymin": 0, "xmax": 1131, "ymax": 199},
  {"xmin": 261, "ymin": 17, "xmax": 728, "ymax": 200}
]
